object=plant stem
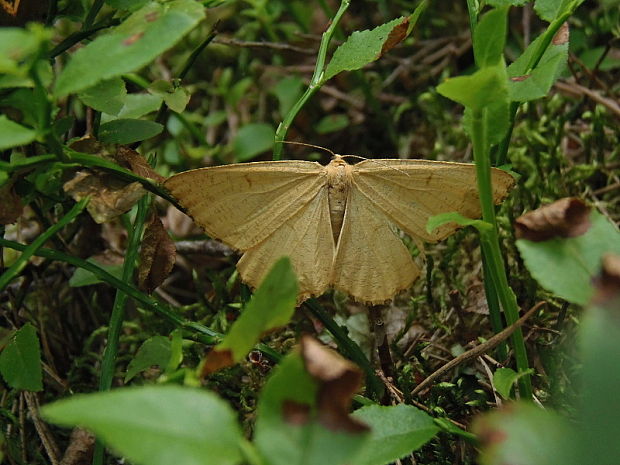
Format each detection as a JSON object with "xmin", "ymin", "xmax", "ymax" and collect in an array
[
  {"xmin": 83, "ymin": 0, "xmax": 105, "ymax": 29},
  {"xmin": 471, "ymin": 109, "xmax": 532, "ymax": 399},
  {"xmin": 0, "ymin": 238, "xmax": 220, "ymax": 342},
  {"xmin": 304, "ymin": 298, "xmax": 383, "ymax": 400},
  {"xmin": 0, "ymin": 199, "xmax": 88, "ymax": 292},
  {"xmin": 272, "ymin": 0, "xmax": 350, "ymax": 160},
  {"xmin": 92, "ymin": 196, "xmax": 150, "ymax": 465}
]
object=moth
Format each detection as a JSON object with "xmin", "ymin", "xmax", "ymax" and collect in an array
[{"xmin": 164, "ymin": 155, "xmax": 514, "ymax": 304}]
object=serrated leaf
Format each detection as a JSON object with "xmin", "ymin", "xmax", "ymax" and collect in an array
[
  {"xmin": 78, "ymin": 78, "xmax": 127, "ymax": 115},
  {"xmin": 437, "ymin": 64, "xmax": 509, "ymax": 111},
  {"xmin": 124, "ymin": 336, "xmax": 172, "ymax": 382},
  {"xmin": 41, "ymin": 386, "xmax": 243, "ymax": 465},
  {"xmin": 507, "ymin": 28, "xmax": 569, "ymax": 102},
  {"xmin": 516, "ymin": 211, "xmax": 620, "ymax": 305},
  {"xmin": 203, "ymin": 257, "xmax": 298, "ymax": 372},
  {"xmin": 474, "ymin": 7, "xmax": 509, "ymax": 67},
  {"xmin": 0, "ymin": 323, "xmax": 42, "ymax": 391},
  {"xmin": 351, "ymin": 404, "xmax": 438, "ymax": 465},
  {"xmin": 324, "ymin": 17, "xmax": 409, "ymax": 82},
  {"xmin": 0, "ymin": 116, "xmax": 37, "ymax": 150},
  {"xmin": 54, "ymin": 0, "xmax": 205, "ymax": 97},
  {"xmin": 98, "ymin": 119, "xmax": 163, "ymax": 144},
  {"xmin": 533, "ymin": 0, "xmax": 574, "ymax": 22}
]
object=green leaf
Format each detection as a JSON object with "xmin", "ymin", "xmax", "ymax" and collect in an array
[
  {"xmin": 124, "ymin": 336, "xmax": 172, "ymax": 383},
  {"xmin": 106, "ymin": 0, "xmax": 150, "ymax": 11},
  {"xmin": 99, "ymin": 119, "xmax": 164, "ymax": 144},
  {"xmin": 0, "ymin": 25, "xmax": 49, "ymax": 75},
  {"xmin": 486, "ymin": 0, "xmax": 528, "ymax": 5},
  {"xmin": 0, "ymin": 116, "xmax": 37, "ymax": 150},
  {"xmin": 577, "ymin": 305, "xmax": 620, "ymax": 465},
  {"xmin": 436, "ymin": 64, "xmax": 509, "ymax": 111},
  {"xmin": 233, "ymin": 123, "xmax": 275, "ymax": 161},
  {"xmin": 324, "ymin": 16, "xmax": 409, "ymax": 82},
  {"xmin": 533, "ymin": 0, "xmax": 574, "ymax": 22},
  {"xmin": 254, "ymin": 352, "xmax": 368, "ymax": 465},
  {"xmin": 493, "ymin": 367, "xmax": 519, "ymax": 399},
  {"xmin": 507, "ymin": 31, "xmax": 568, "ymax": 102},
  {"xmin": 0, "ymin": 323, "xmax": 42, "ymax": 391},
  {"xmin": 351, "ymin": 404, "xmax": 439, "ymax": 465},
  {"xmin": 148, "ymin": 80, "xmax": 190, "ymax": 114},
  {"xmin": 474, "ymin": 7, "xmax": 509, "ymax": 67},
  {"xmin": 69, "ymin": 258, "xmax": 124, "ymax": 287},
  {"xmin": 78, "ymin": 78, "xmax": 127, "ymax": 115},
  {"xmin": 215, "ymin": 257, "xmax": 298, "ymax": 363},
  {"xmin": 315, "ymin": 114, "xmax": 350, "ymax": 134},
  {"xmin": 427, "ymin": 212, "xmax": 493, "ymax": 236},
  {"xmin": 271, "ymin": 75, "xmax": 303, "ymax": 116},
  {"xmin": 474, "ymin": 403, "xmax": 577, "ymax": 465},
  {"xmin": 41, "ymin": 386, "xmax": 243, "ymax": 465},
  {"xmin": 54, "ymin": 0, "xmax": 205, "ymax": 97},
  {"xmin": 463, "ymin": 99, "xmax": 510, "ymax": 146},
  {"xmin": 516, "ymin": 211, "xmax": 620, "ymax": 305},
  {"xmin": 115, "ymin": 93, "xmax": 163, "ymax": 119}
]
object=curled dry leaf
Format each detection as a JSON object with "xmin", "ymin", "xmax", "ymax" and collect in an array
[
  {"xmin": 115, "ymin": 146, "xmax": 165, "ymax": 183},
  {"xmin": 60, "ymin": 428, "xmax": 95, "ymax": 465},
  {"xmin": 299, "ymin": 335, "xmax": 369, "ymax": 433},
  {"xmin": 592, "ymin": 254, "xmax": 620, "ymax": 307},
  {"xmin": 514, "ymin": 197, "xmax": 591, "ymax": 242},
  {"xmin": 0, "ymin": 180, "xmax": 23, "ymax": 225},
  {"xmin": 138, "ymin": 214, "xmax": 176, "ymax": 294},
  {"xmin": 63, "ymin": 171, "xmax": 145, "ymax": 223}
]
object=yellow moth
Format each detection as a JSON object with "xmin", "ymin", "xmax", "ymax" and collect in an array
[{"xmin": 164, "ymin": 155, "xmax": 514, "ymax": 304}]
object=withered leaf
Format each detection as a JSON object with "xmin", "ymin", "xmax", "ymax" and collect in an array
[
  {"xmin": 138, "ymin": 214, "xmax": 176, "ymax": 294},
  {"xmin": 60, "ymin": 428, "xmax": 95, "ymax": 465},
  {"xmin": 300, "ymin": 336, "xmax": 369, "ymax": 433},
  {"xmin": 0, "ymin": 181, "xmax": 23, "ymax": 225},
  {"xmin": 200, "ymin": 349, "xmax": 234, "ymax": 377},
  {"xmin": 63, "ymin": 171, "xmax": 145, "ymax": 224},
  {"xmin": 115, "ymin": 146, "xmax": 165, "ymax": 183},
  {"xmin": 515, "ymin": 197, "xmax": 591, "ymax": 242}
]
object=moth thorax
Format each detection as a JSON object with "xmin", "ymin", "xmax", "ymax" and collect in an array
[{"xmin": 326, "ymin": 160, "xmax": 352, "ymax": 245}]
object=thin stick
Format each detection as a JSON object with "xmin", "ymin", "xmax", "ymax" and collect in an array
[{"xmin": 412, "ymin": 301, "xmax": 545, "ymax": 396}]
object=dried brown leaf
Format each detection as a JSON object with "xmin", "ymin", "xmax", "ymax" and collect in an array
[
  {"xmin": 514, "ymin": 197, "xmax": 591, "ymax": 242},
  {"xmin": 60, "ymin": 428, "xmax": 95, "ymax": 465},
  {"xmin": 115, "ymin": 146, "xmax": 165, "ymax": 182},
  {"xmin": 300, "ymin": 336, "xmax": 369, "ymax": 433},
  {"xmin": 282, "ymin": 400, "xmax": 311, "ymax": 426},
  {"xmin": 63, "ymin": 171, "xmax": 145, "ymax": 223},
  {"xmin": 0, "ymin": 181, "xmax": 23, "ymax": 224},
  {"xmin": 201, "ymin": 349, "xmax": 234, "ymax": 376},
  {"xmin": 380, "ymin": 17, "xmax": 409, "ymax": 56},
  {"xmin": 138, "ymin": 214, "xmax": 176, "ymax": 294}
]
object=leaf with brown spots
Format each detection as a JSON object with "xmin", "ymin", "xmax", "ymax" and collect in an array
[
  {"xmin": 592, "ymin": 254, "xmax": 620, "ymax": 307},
  {"xmin": 138, "ymin": 214, "xmax": 176, "ymax": 294},
  {"xmin": 515, "ymin": 197, "xmax": 591, "ymax": 242}
]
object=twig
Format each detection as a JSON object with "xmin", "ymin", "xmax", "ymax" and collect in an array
[
  {"xmin": 23, "ymin": 393, "xmax": 61, "ymax": 465},
  {"xmin": 412, "ymin": 302, "xmax": 545, "ymax": 396},
  {"xmin": 213, "ymin": 37, "xmax": 316, "ymax": 55},
  {"xmin": 554, "ymin": 80, "xmax": 620, "ymax": 119}
]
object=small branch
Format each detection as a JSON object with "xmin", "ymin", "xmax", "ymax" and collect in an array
[
  {"xmin": 412, "ymin": 302, "xmax": 544, "ymax": 396},
  {"xmin": 213, "ymin": 37, "xmax": 316, "ymax": 55}
]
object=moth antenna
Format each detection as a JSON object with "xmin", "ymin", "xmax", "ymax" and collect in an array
[
  {"xmin": 341, "ymin": 155, "xmax": 410, "ymax": 176},
  {"xmin": 278, "ymin": 140, "xmax": 337, "ymax": 158}
]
